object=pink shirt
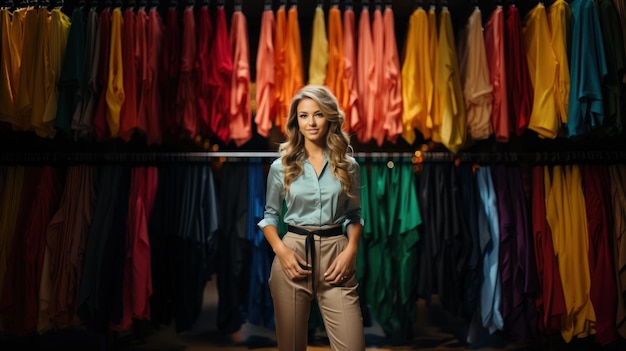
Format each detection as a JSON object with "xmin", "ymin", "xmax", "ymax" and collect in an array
[
  {"xmin": 229, "ymin": 10, "xmax": 252, "ymax": 147},
  {"xmin": 254, "ymin": 9, "xmax": 275, "ymax": 138},
  {"xmin": 356, "ymin": 8, "xmax": 374, "ymax": 143}
]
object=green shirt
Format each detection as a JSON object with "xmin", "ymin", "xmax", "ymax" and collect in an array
[{"xmin": 258, "ymin": 153, "xmax": 363, "ymax": 230}]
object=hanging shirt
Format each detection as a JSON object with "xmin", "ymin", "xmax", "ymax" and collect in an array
[
  {"xmin": 308, "ymin": 5, "xmax": 328, "ymax": 85},
  {"xmin": 596, "ymin": 0, "xmax": 626, "ymax": 136},
  {"xmin": 160, "ymin": 7, "xmax": 180, "ymax": 138},
  {"xmin": 119, "ymin": 8, "xmax": 138, "ymax": 142},
  {"xmin": 484, "ymin": 6, "xmax": 509, "ymax": 142},
  {"xmin": 428, "ymin": 5, "xmax": 440, "ymax": 142},
  {"xmin": 286, "ymin": 6, "xmax": 304, "ymax": 117},
  {"xmin": 135, "ymin": 7, "xmax": 149, "ymax": 136},
  {"xmin": 343, "ymin": 7, "xmax": 359, "ymax": 133},
  {"xmin": 93, "ymin": 8, "xmax": 112, "ymax": 141},
  {"xmin": 71, "ymin": 7, "xmax": 99, "ymax": 142},
  {"xmin": 325, "ymin": 6, "xmax": 349, "ymax": 131},
  {"xmin": 532, "ymin": 166, "xmax": 565, "ymax": 337},
  {"xmin": 401, "ymin": 7, "xmax": 433, "ymax": 144},
  {"xmin": 567, "ymin": 0, "xmax": 608, "ymax": 138},
  {"xmin": 0, "ymin": 9, "xmax": 24, "ymax": 126},
  {"xmin": 523, "ymin": 3, "xmax": 560, "ymax": 139},
  {"xmin": 475, "ymin": 166, "xmax": 504, "ymax": 334},
  {"xmin": 355, "ymin": 7, "xmax": 374, "ymax": 143},
  {"xmin": 21, "ymin": 167, "xmax": 62, "ymax": 335},
  {"xmin": 30, "ymin": 8, "xmax": 53, "ymax": 137},
  {"xmin": 581, "ymin": 164, "xmax": 618, "ymax": 345},
  {"xmin": 545, "ymin": 165, "xmax": 596, "ymax": 342},
  {"xmin": 176, "ymin": 6, "xmax": 198, "ymax": 139},
  {"xmin": 145, "ymin": 7, "xmax": 164, "ymax": 145},
  {"xmin": 370, "ymin": 7, "xmax": 384, "ymax": 145},
  {"xmin": 273, "ymin": 5, "xmax": 288, "ymax": 135},
  {"xmin": 229, "ymin": 9, "xmax": 252, "ymax": 147},
  {"xmin": 113, "ymin": 167, "xmax": 158, "ymax": 331},
  {"xmin": 36, "ymin": 8, "xmax": 70, "ymax": 139},
  {"xmin": 608, "ymin": 164, "xmax": 626, "ymax": 338},
  {"xmin": 15, "ymin": 7, "xmax": 37, "ymax": 131},
  {"xmin": 105, "ymin": 7, "xmax": 125, "ymax": 138},
  {"xmin": 381, "ymin": 5, "xmax": 402, "ymax": 145},
  {"xmin": 458, "ymin": 7, "xmax": 493, "ymax": 142},
  {"xmin": 254, "ymin": 7, "xmax": 275, "ymax": 138},
  {"xmin": 208, "ymin": 6, "xmax": 233, "ymax": 145},
  {"xmin": 547, "ymin": 0, "xmax": 571, "ymax": 127},
  {"xmin": 56, "ymin": 7, "xmax": 85, "ymax": 140},
  {"xmin": 195, "ymin": 5, "xmax": 213, "ymax": 137},
  {"xmin": 436, "ymin": 7, "xmax": 466, "ymax": 154},
  {"xmin": 505, "ymin": 4, "xmax": 533, "ymax": 136}
]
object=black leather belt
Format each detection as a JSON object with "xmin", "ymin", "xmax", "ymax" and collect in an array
[
  {"xmin": 287, "ymin": 225, "xmax": 343, "ymax": 237},
  {"xmin": 287, "ymin": 225, "xmax": 344, "ymax": 291}
]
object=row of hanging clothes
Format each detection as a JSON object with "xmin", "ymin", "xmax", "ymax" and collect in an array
[
  {"xmin": 0, "ymin": 0, "xmax": 624, "ymax": 154},
  {"xmin": 1, "ymin": 151, "xmax": 626, "ymax": 349}
]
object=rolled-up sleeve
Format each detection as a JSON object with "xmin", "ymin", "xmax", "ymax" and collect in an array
[
  {"xmin": 258, "ymin": 160, "xmax": 284, "ymax": 229},
  {"xmin": 343, "ymin": 158, "xmax": 364, "ymax": 227}
]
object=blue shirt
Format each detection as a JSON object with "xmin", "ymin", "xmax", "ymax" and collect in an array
[{"xmin": 257, "ymin": 153, "xmax": 363, "ymax": 230}]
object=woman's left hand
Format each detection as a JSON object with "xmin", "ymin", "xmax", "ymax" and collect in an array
[{"xmin": 323, "ymin": 246, "xmax": 357, "ymax": 285}]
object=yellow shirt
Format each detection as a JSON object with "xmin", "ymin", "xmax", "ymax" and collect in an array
[
  {"xmin": 436, "ymin": 8, "xmax": 466, "ymax": 153},
  {"xmin": 428, "ymin": 6, "xmax": 439, "ymax": 142},
  {"xmin": 0, "ymin": 9, "xmax": 24, "ymax": 125},
  {"xmin": 308, "ymin": 6, "xmax": 328, "ymax": 85},
  {"xmin": 38, "ymin": 8, "xmax": 71, "ymax": 138},
  {"xmin": 545, "ymin": 165, "xmax": 596, "ymax": 342},
  {"xmin": 524, "ymin": 4, "xmax": 560, "ymax": 138},
  {"xmin": 105, "ymin": 8, "xmax": 125, "ymax": 138},
  {"xmin": 547, "ymin": 0, "xmax": 571, "ymax": 123}
]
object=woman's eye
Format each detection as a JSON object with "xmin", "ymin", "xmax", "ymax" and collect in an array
[{"xmin": 315, "ymin": 113, "xmax": 324, "ymax": 118}]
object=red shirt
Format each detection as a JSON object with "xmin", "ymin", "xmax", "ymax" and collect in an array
[
  {"xmin": 505, "ymin": 5, "xmax": 533, "ymax": 136},
  {"xmin": 208, "ymin": 7, "xmax": 233, "ymax": 145},
  {"xmin": 93, "ymin": 9, "xmax": 112, "ymax": 141}
]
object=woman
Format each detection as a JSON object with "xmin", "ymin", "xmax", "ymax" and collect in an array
[{"xmin": 257, "ymin": 85, "xmax": 366, "ymax": 351}]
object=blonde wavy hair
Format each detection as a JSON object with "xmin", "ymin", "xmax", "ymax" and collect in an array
[{"xmin": 279, "ymin": 85, "xmax": 355, "ymax": 196}]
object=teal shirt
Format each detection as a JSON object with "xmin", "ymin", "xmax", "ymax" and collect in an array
[{"xmin": 258, "ymin": 153, "xmax": 363, "ymax": 230}]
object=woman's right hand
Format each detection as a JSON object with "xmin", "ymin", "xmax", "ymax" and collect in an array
[{"xmin": 275, "ymin": 244, "xmax": 312, "ymax": 280}]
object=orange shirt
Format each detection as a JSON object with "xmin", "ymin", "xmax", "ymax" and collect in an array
[
  {"xmin": 324, "ymin": 6, "xmax": 349, "ymax": 131},
  {"xmin": 343, "ymin": 7, "xmax": 359, "ymax": 133},
  {"xmin": 273, "ymin": 6, "xmax": 287, "ymax": 135},
  {"xmin": 286, "ymin": 6, "xmax": 303, "ymax": 115}
]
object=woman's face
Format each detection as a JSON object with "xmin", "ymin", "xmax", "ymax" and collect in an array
[{"xmin": 297, "ymin": 98, "xmax": 329, "ymax": 146}]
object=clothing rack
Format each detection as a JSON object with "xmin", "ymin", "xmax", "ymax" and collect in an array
[
  {"xmin": 1, "ymin": 150, "xmax": 626, "ymax": 165},
  {"xmin": 420, "ymin": 150, "xmax": 626, "ymax": 164}
]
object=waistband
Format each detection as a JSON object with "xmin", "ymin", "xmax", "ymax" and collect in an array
[
  {"xmin": 287, "ymin": 225, "xmax": 344, "ymax": 237},
  {"xmin": 287, "ymin": 225, "xmax": 344, "ymax": 292}
]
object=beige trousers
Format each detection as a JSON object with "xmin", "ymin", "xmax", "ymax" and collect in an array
[{"xmin": 269, "ymin": 232, "xmax": 365, "ymax": 351}]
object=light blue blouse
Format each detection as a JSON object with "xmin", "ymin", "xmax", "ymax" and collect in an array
[{"xmin": 257, "ymin": 153, "xmax": 363, "ymax": 230}]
